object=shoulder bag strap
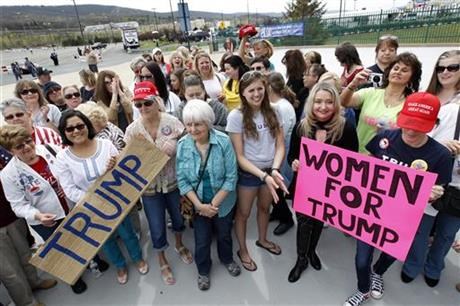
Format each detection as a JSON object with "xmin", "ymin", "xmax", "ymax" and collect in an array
[
  {"xmin": 193, "ymin": 144, "xmax": 212, "ymax": 192},
  {"xmin": 454, "ymin": 106, "xmax": 460, "ymax": 140}
]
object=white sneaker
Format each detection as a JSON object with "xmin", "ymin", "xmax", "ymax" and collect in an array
[
  {"xmin": 343, "ymin": 291, "xmax": 370, "ymax": 306},
  {"xmin": 370, "ymin": 272, "xmax": 384, "ymax": 299}
]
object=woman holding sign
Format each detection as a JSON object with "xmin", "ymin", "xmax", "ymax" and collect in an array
[
  {"xmin": 226, "ymin": 71, "xmax": 288, "ymax": 272},
  {"xmin": 54, "ymin": 110, "xmax": 148, "ymax": 286},
  {"xmin": 287, "ymin": 82, "xmax": 358, "ymax": 282},
  {"xmin": 344, "ymin": 92, "xmax": 451, "ymax": 306}
]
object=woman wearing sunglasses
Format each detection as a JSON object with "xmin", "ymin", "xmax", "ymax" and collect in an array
[
  {"xmin": 226, "ymin": 71, "xmax": 288, "ymax": 272},
  {"xmin": 54, "ymin": 109, "xmax": 148, "ymax": 285},
  {"xmin": 14, "ymin": 80, "xmax": 61, "ymax": 131},
  {"xmin": 124, "ymin": 82, "xmax": 192, "ymax": 286},
  {"xmin": 63, "ymin": 85, "xmax": 96, "ymax": 110},
  {"xmin": 399, "ymin": 50, "xmax": 460, "ymax": 288}
]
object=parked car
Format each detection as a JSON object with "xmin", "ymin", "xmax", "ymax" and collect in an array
[{"xmin": 91, "ymin": 42, "xmax": 107, "ymax": 50}]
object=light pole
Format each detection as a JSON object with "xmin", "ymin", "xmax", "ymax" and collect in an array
[
  {"xmin": 169, "ymin": 0, "xmax": 177, "ymax": 39},
  {"xmin": 152, "ymin": 8, "xmax": 158, "ymax": 31},
  {"xmin": 71, "ymin": 0, "xmax": 85, "ymax": 44}
]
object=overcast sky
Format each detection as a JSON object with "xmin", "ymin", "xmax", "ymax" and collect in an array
[{"xmin": 3, "ymin": 0, "xmax": 411, "ymax": 14}]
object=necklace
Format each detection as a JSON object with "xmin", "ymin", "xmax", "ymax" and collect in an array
[{"xmin": 383, "ymin": 91, "xmax": 405, "ymax": 108}]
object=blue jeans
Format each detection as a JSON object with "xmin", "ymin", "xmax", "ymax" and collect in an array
[
  {"xmin": 101, "ymin": 217, "xmax": 142, "ymax": 268},
  {"xmin": 194, "ymin": 210, "xmax": 234, "ymax": 276},
  {"xmin": 403, "ymin": 212, "xmax": 460, "ymax": 279},
  {"xmin": 142, "ymin": 189, "xmax": 185, "ymax": 251},
  {"xmin": 355, "ymin": 239, "xmax": 397, "ymax": 293}
]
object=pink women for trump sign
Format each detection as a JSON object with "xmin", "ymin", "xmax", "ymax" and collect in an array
[{"xmin": 293, "ymin": 138, "xmax": 437, "ymax": 261}]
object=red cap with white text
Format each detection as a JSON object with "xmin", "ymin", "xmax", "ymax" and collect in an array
[
  {"xmin": 397, "ymin": 92, "xmax": 440, "ymax": 133},
  {"xmin": 133, "ymin": 81, "xmax": 159, "ymax": 101}
]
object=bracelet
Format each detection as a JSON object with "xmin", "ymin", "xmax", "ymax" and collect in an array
[
  {"xmin": 271, "ymin": 168, "xmax": 279, "ymax": 174},
  {"xmin": 346, "ymin": 85, "xmax": 357, "ymax": 91},
  {"xmin": 261, "ymin": 172, "xmax": 268, "ymax": 182}
]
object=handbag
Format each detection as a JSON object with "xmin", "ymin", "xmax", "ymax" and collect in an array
[
  {"xmin": 432, "ymin": 106, "xmax": 460, "ymax": 217},
  {"xmin": 180, "ymin": 145, "xmax": 212, "ymax": 223}
]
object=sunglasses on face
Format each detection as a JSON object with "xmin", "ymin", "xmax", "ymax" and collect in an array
[
  {"xmin": 64, "ymin": 92, "xmax": 81, "ymax": 99},
  {"xmin": 139, "ymin": 75, "xmax": 154, "ymax": 81},
  {"xmin": 251, "ymin": 66, "xmax": 264, "ymax": 71},
  {"xmin": 4, "ymin": 112, "xmax": 25, "ymax": 121},
  {"xmin": 134, "ymin": 100, "xmax": 155, "ymax": 108},
  {"xmin": 49, "ymin": 87, "xmax": 61, "ymax": 94},
  {"xmin": 13, "ymin": 138, "xmax": 34, "ymax": 151},
  {"xmin": 20, "ymin": 88, "xmax": 39, "ymax": 95},
  {"xmin": 64, "ymin": 123, "xmax": 86, "ymax": 133},
  {"xmin": 436, "ymin": 64, "xmax": 460, "ymax": 73}
]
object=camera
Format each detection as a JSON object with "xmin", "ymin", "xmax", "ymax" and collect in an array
[{"xmin": 368, "ymin": 72, "xmax": 383, "ymax": 88}]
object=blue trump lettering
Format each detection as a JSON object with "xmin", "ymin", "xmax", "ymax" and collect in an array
[{"xmin": 38, "ymin": 232, "xmax": 86, "ymax": 264}]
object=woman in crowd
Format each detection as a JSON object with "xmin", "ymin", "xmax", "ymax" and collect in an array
[
  {"xmin": 340, "ymin": 52, "xmax": 422, "ymax": 153},
  {"xmin": 287, "ymin": 82, "xmax": 358, "ymax": 283},
  {"xmin": 176, "ymin": 72, "xmax": 228, "ymax": 131},
  {"xmin": 79, "ymin": 69, "xmax": 97, "ymax": 102},
  {"xmin": 0, "ymin": 124, "xmax": 89, "ymax": 294},
  {"xmin": 63, "ymin": 85, "xmax": 94, "ymax": 110},
  {"xmin": 363, "ymin": 35, "xmax": 399, "ymax": 88},
  {"xmin": 400, "ymin": 50, "xmax": 460, "ymax": 287},
  {"xmin": 176, "ymin": 99, "xmax": 240, "ymax": 290},
  {"xmin": 177, "ymin": 46, "xmax": 193, "ymax": 69},
  {"xmin": 0, "ymin": 97, "xmax": 62, "ymax": 146},
  {"xmin": 222, "ymin": 55, "xmax": 250, "ymax": 111},
  {"xmin": 94, "ymin": 70, "xmax": 134, "ymax": 132},
  {"xmin": 54, "ymin": 110, "xmax": 148, "ymax": 285},
  {"xmin": 283, "ymin": 50, "xmax": 308, "ymax": 119},
  {"xmin": 170, "ymin": 68, "xmax": 186, "ymax": 101},
  {"xmin": 125, "ymin": 82, "xmax": 192, "ymax": 286},
  {"xmin": 239, "ymin": 36, "xmax": 274, "ymax": 70},
  {"xmin": 335, "ymin": 42, "xmax": 364, "ymax": 88},
  {"xmin": 249, "ymin": 57, "xmax": 271, "ymax": 75},
  {"xmin": 129, "ymin": 56, "xmax": 148, "ymax": 92},
  {"xmin": 170, "ymin": 51, "xmax": 186, "ymax": 72},
  {"xmin": 139, "ymin": 61, "xmax": 182, "ymax": 115},
  {"xmin": 193, "ymin": 52, "xmax": 224, "ymax": 101},
  {"xmin": 226, "ymin": 71, "xmax": 288, "ymax": 271},
  {"xmin": 14, "ymin": 80, "xmax": 61, "ymax": 131},
  {"xmin": 152, "ymin": 48, "xmax": 172, "ymax": 78},
  {"xmin": 304, "ymin": 50, "xmax": 322, "ymax": 70},
  {"xmin": 344, "ymin": 92, "xmax": 451, "ymax": 306},
  {"xmin": 266, "ymin": 72, "xmax": 297, "ymax": 236},
  {"xmin": 219, "ymin": 51, "xmax": 233, "ymax": 74},
  {"xmin": 297, "ymin": 63, "xmax": 328, "ymax": 121}
]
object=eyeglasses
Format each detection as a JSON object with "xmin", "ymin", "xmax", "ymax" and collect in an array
[
  {"xmin": 134, "ymin": 100, "xmax": 155, "ymax": 108},
  {"xmin": 436, "ymin": 64, "xmax": 460, "ymax": 73},
  {"xmin": 379, "ymin": 35, "xmax": 399, "ymax": 41},
  {"xmin": 13, "ymin": 138, "xmax": 34, "ymax": 151},
  {"xmin": 251, "ymin": 66, "xmax": 264, "ymax": 71},
  {"xmin": 64, "ymin": 123, "xmax": 86, "ymax": 133},
  {"xmin": 4, "ymin": 112, "xmax": 25, "ymax": 121},
  {"xmin": 20, "ymin": 88, "xmax": 39, "ymax": 95},
  {"xmin": 64, "ymin": 92, "xmax": 81, "ymax": 99},
  {"xmin": 241, "ymin": 70, "xmax": 263, "ymax": 82},
  {"xmin": 48, "ymin": 87, "xmax": 61, "ymax": 95},
  {"xmin": 139, "ymin": 75, "xmax": 154, "ymax": 81}
]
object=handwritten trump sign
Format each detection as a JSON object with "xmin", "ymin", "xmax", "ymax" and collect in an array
[
  {"xmin": 30, "ymin": 138, "xmax": 169, "ymax": 285},
  {"xmin": 293, "ymin": 138, "xmax": 437, "ymax": 261}
]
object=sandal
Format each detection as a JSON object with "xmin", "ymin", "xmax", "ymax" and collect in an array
[
  {"xmin": 175, "ymin": 246, "xmax": 193, "ymax": 264},
  {"xmin": 117, "ymin": 268, "xmax": 128, "ymax": 285},
  {"xmin": 160, "ymin": 264, "xmax": 176, "ymax": 285},
  {"xmin": 255, "ymin": 240, "xmax": 282, "ymax": 255},
  {"xmin": 136, "ymin": 260, "xmax": 149, "ymax": 275},
  {"xmin": 237, "ymin": 250, "xmax": 257, "ymax": 272}
]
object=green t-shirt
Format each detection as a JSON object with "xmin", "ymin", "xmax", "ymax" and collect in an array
[{"xmin": 356, "ymin": 88, "xmax": 403, "ymax": 154}]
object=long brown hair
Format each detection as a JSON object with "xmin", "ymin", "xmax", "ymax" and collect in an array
[
  {"xmin": 14, "ymin": 80, "xmax": 48, "ymax": 107},
  {"xmin": 381, "ymin": 52, "xmax": 422, "ymax": 97},
  {"xmin": 239, "ymin": 71, "xmax": 280, "ymax": 140},
  {"xmin": 94, "ymin": 70, "xmax": 126, "ymax": 107},
  {"xmin": 426, "ymin": 50, "xmax": 460, "ymax": 94},
  {"xmin": 268, "ymin": 72, "xmax": 299, "ymax": 108},
  {"xmin": 283, "ymin": 49, "xmax": 307, "ymax": 80}
]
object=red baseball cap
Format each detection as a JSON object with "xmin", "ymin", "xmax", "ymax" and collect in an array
[
  {"xmin": 239, "ymin": 24, "xmax": 258, "ymax": 39},
  {"xmin": 133, "ymin": 81, "xmax": 159, "ymax": 101},
  {"xmin": 397, "ymin": 92, "xmax": 440, "ymax": 133}
]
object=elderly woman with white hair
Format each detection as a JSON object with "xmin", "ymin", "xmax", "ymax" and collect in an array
[{"xmin": 176, "ymin": 99, "xmax": 240, "ymax": 291}]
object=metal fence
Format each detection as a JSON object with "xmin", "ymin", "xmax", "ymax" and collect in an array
[{"xmin": 268, "ymin": 5, "xmax": 460, "ymax": 46}]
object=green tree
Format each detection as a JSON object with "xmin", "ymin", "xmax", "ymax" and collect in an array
[{"xmin": 284, "ymin": 0, "xmax": 326, "ymax": 20}]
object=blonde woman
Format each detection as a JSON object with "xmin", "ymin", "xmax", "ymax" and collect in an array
[
  {"xmin": 194, "ymin": 52, "xmax": 224, "ymax": 101},
  {"xmin": 238, "ymin": 36, "xmax": 274, "ymax": 70},
  {"xmin": 79, "ymin": 69, "xmax": 97, "ymax": 102}
]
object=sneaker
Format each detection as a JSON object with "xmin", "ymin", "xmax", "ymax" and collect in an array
[
  {"xmin": 70, "ymin": 278, "xmax": 87, "ymax": 294},
  {"xmin": 197, "ymin": 275, "xmax": 210, "ymax": 291},
  {"xmin": 370, "ymin": 272, "xmax": 384, "ymax": 299},
  {"xmin": 93, "ymin": 256, "xmax": 109, "ymax": 272},
  {"xmin": 225, "ymin": 261, "xmax": 241, "ymax": 277},
  {"xmin": 343, "ymin": 291, "xmax": 370, "ymax": 306}
]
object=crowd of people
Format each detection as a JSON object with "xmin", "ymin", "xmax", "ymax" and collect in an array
[{"xmin": 0, "ymin": 34, "xmax": 459, "ymax": 306}]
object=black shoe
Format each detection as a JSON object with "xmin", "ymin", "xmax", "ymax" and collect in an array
[
  {"xmin": 274, "ymin": 221, "xmax": 294, "ymax": 236},
  {"xmin": 308, "ymin": 252, "xmax": 322, "ymax": 270},
  {"xmin": 93, "ymin": 256, "xmax": 109, "ymax": 272},
  {"xmin": 424, "ymin": 275, "xmax": 439, "ymax": 287},
  {"xmin": 71, "ymin": 278, "xmax": 87, "ymax": 294},
  {"xmin": 288, "ymin": 257, "xmax": 308, "ymax": 283},
  {"xmin": 400, "ymin": 271, "xmax": 414, "ymax": 283}
]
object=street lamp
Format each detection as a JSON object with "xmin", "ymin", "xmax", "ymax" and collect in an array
[
  {"xmin": 71, "ymin": 0, "xmax": 85, "ymax": 44},
  {"xmin": 152, "ymin": 8, "xmax": 159, "ymax": 31}
]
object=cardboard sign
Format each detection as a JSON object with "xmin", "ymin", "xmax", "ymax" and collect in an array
[
  {"xmin": 293, "ymin": 138, "xmax": 437, "ymax": 261},
  {"xmin": 30, "ymin": 138, "xmax": 169, "ymax": 285}
]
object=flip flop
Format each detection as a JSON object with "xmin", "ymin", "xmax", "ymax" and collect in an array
[
  {"xmin": 175, "ymin": 246, "xmax": 193, "ymax": 264},
  {"xmin": 160, "ymin": 264, "xmax": 176, "ymax": 285},
  {"xmin": 116, "ymin": 268, "xmax": 128, "ymax": 285},
  {"xmin": 255, "ymin": 240, "xmax": 282, "ymax": 255},
  {"xmin": 237, "ymin": 250, "xmax": 257, "ymax": 272},
  {"xmin": 136, "ymin": 260, "xmax": 149, "ymax": 275}
]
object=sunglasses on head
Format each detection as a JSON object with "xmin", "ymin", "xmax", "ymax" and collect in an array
[
  {"xmin": 241, "ymin": 70, "xmax": 263, "ymax": 82},
  {"xmin": 4, "ymin": 112, "xmax": 25, "ymax": 121},
  {"xmin": 134, "ymin": 100, "xmax": 155, "ymax": 108},
  {"xmin": 379, "ymin": 35, "xmax": 399, "ymax": 41},
  {"xmin": 64, "ymin": 123, "xmax": 86, "ymax": 133},
  {"xmin": 64, "ymin": 92, "xmax": 81, "ymax": 99},
  {"xmin": 13, "ymin": 138, "xmax": 34, "ymax": 151},
  {"xmin": 20, "ymin": 88, "xmax": 39, "ymax": 95},
  {"xmin": 436, "ymin": 64, "xmax": 460, "ymax": 73}
]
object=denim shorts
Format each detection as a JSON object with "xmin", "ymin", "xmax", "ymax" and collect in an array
[{"xmin": 238, "ymin": 168, "xmax": 269, "ymax": 188}]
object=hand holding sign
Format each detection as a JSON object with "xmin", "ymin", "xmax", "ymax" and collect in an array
[
  {"xmin": 429, "ymin": 185, "xmax": 444, "ymax": 202},
  {"xmin": 315, "ymin": 129, "xmax": 327, "ymax": 143}
]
